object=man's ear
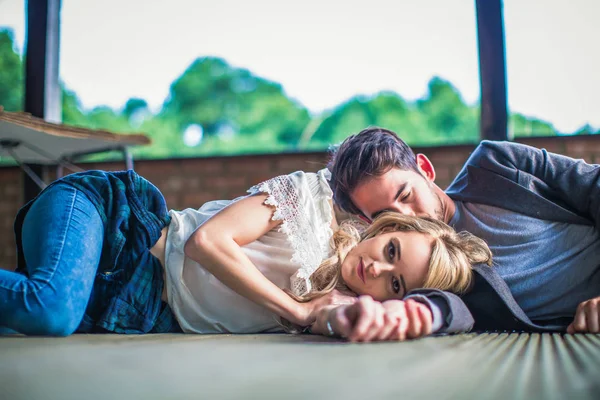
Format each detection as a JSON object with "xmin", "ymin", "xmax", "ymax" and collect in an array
[{"xmin": 416, "ymin": 153, "xmax": 436, "ymax": 182}]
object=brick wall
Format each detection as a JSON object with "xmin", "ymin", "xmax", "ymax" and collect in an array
[{"xmin": 1, "ymin": 135, "xmax": 599, "ymax": 269}]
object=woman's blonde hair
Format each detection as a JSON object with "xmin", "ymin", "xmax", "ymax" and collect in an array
[{"xmin": 288, "ymin": 212, "xmax": 492, "ymax": 303}]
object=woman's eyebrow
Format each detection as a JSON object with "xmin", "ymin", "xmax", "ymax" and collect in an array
[{"xmin": 400, "ymin": 274, "xmax": 407, "ymax": 297}]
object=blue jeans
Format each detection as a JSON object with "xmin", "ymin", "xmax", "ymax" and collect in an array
[{"xmin": 0, "ymin": 184, "xmax": 103, "ymax": 336}]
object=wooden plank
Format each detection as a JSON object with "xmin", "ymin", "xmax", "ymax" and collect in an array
[{"xmin": 0, "ymin": 333, "xmax": 598, "ymax": 399}]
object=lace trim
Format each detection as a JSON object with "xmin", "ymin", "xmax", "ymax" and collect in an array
[{"xmin": 247, "ymin": 170, "xmax": 333, "ymax": 296}]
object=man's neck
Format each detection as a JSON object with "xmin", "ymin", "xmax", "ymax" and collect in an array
[{"xmin": 437, "ymin": 187, "xmax": 456, "ymax": 224}]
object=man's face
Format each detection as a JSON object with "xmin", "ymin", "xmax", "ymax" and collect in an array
[{"xmin": 350, "ymin": 166, "xmax": 447, "ymax": 223}]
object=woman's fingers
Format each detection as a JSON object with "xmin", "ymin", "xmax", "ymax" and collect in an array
[
  {"xmin": 347, "ymin": 296, "xmax": 394, "ymax": 342},
  {"xmin": 381, "ymin": 300, "xmax": 408, "ymax": 341},
  {"xmin": 329, "ymin": 306, "xmax": 353, "ymax": 338},
  {"xmin": 341, "ymin": 297, "xmax": 435, "ymax": 343},
  {"xmin": 374, "ymin": 313, "xmax": 399, "ymax": 341},
  {"xmin": 361, "ymin": 304, "xmax": 385, "ymax": 342},
  {"xmin": 347, "ymin": 296, "xmax": 378, "ymax": 342}
]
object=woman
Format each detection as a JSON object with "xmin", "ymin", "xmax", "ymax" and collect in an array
[{"xmin": 0, "ymin": 168, "xmax": 491, "ymax": 339}]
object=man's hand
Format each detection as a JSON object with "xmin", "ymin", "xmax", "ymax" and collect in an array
[
  {"xmin": 322, "ymin": 296, "xmax": 433, "ymax": 342},
  {"xmin": 567, "ymin": 296, "xmax": 600, "ymax": 333}
]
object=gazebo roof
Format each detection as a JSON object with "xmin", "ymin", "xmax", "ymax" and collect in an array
[{"xmin": 0, "ymin": 107, "xmax": 150, "ymax": 164}]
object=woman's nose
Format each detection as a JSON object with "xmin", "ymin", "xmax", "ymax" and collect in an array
[{"xmin": 368, "ymin": 262, "xmax": 392, "ymax": 278}]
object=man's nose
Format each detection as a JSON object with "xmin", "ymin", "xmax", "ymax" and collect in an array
[{"xmin": 392, "ymin": 202, "xmax": 416, "ymax": 217}]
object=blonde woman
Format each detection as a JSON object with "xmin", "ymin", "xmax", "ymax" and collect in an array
[{"xmin": 1, "ymin": 168, "xmax": 490, "ymax": 341}]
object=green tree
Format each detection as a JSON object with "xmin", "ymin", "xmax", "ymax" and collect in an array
[
  {"xmin": 123, "ymin": 98, "xmax": 148, "ymax": 119},
  {"xmin": 161, "ymin": 57, "xmax": 310, "ymax": 151},
  {"xmin": 61, "ymin": 84, "xmax": 88, "ymax": 126},
  {"xmin": 416, "ymin": 77, "xmax": 478, "ymax": 143},
  {"xmin": 309, "ymin": 77, "xmax": 480, "ymax": 148},
  {"xmin": 510, "ymin": 113, "xmax": 557, "ymax": 137},
  {"xmin": 0, "ymin": 29, "xmax": 23, "ymax": 112}
]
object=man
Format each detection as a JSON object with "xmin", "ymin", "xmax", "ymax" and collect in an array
[{"xmin": 328, "ymin": 127, "xmax": 600, "ymax": 334}]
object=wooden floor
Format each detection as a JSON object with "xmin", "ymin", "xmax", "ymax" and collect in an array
[{"xmin": 1, "ymin": 333, "xmax": 599, "ymax": 400}]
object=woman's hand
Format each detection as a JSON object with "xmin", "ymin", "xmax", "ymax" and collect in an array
[
  {"xmin": 380, "ymin": 299, "xmax": 433, "ymax": 340},
  {"xmin": 321, "ymin": 296, "xmax": 433, "ymax": 342},
  {"xmin": 298, "ymin": 289, "xmax": 357, "ymax": 326},
  {"xmin": 567, "ymin": 296, "xmax": 600, "ymax": 333}
]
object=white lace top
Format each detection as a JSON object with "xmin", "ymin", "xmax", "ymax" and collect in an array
[{"xmin": 164, "ymin": 169, "xmax": 335, "ymax": 334}]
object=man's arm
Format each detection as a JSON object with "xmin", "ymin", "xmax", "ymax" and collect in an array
[
  {"xmin": 405, "ymin": 289, "xmax": 474, "ymax": 333},
  {"xmin": 478, "ymin": 140, "xmax": 600, "ymax": 226}
]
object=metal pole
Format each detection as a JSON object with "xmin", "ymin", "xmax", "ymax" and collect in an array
[
  {"xmin": 475, "ymin": 0, "xmax": 508, "ymax": 141},
  {"xmin": 23, "ymin": 0, "xmax": 62, "ymax": 202}
]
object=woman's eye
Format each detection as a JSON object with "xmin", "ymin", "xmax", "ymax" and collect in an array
[
  {"xmin": 400, "ymin": 191, "xmax": 411, "ymax": 202},
  {"xmin": 387, "ymin": 241, "xmax": 395, "ymax": 261},
  {"xmin": 392, "ymin": 276, "xmax": 401, "ymax": 294}
]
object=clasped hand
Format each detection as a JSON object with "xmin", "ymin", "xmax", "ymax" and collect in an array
[{"xmin": 314, "ymin": 295, "xmax": 433, "ymax": 342}]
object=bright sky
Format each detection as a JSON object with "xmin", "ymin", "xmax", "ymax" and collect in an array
[{"xmin": 0, "ymin": 0, "xmax": 598, "ymax": 133}]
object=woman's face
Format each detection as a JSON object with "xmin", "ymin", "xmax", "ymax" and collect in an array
[{"xmin": 341, "ymin": 230, "xmax": 434, "ymax": 301}]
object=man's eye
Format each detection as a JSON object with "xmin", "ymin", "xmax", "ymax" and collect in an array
[
  {"xmin": 392, "ymin": 276, "xmax": 401, "ymax": 294},
  {"xmin": 387, "ymin": 241, "xmax": 395, "ymax": 261}
]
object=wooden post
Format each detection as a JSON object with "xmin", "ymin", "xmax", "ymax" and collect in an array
[
  {"xmin": 476, "ymin": 0, "xmax": 508, "ymax": 141},
  {"xmin": 23, "ymin": 0, "xmax": 62, "ymax": 202}
]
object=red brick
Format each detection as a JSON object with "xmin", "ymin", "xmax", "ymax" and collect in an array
[
  {"xmin": 179, "ymin": 158, "xmax": 228, "ymax": 174},
  {"xmin": 227, "ymin": 157, "xmax": 274, "ymax": 173},
  {"xmin": 135, "ymin": 160, "xmax": 181, "ymax": 177},
  {"xmin": 433, "ymin": 166, "xmax": 452, "ymax": 186},
  {"xmin": 182, "ymin": 193, "xmax": 221, "ymax": 208},
  {"xmin": 162, "ymin": 194, "xmax": 180, "ymax": 210},
  {"xmin": 275, "ymin": 157, "xmax": 323, "ymax": 173},
  {"xmin": 203, "ymin": 176, "xmax": 247, "ymax": 190}
]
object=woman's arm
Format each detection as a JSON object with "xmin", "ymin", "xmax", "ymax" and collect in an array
[{"xmin": 184, "ymin": 193, "xmax": 312, "ymax": 326}]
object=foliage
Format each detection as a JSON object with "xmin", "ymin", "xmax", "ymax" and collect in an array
[
  {"xmin": 0, "ymin": 27, "xmax": 593, "ymax": 162},
  {"xmin": 0, "ymin": 29, "xmax": 23, "ymax": 112}
]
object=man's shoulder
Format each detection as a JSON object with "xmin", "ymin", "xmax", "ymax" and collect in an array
[
  {"xmin": 465, "ymin": 140, "xmax": 540, "ymax": 172},
  {"xmin": 473, "ymin": 140, "xmax": 532, "ymax": 158}
]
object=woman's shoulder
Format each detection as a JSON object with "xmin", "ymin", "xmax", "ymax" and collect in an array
[
  {"xmin": 246, "ymin": 168, "xmax": 333, "ymax": 225},
  {"xmin": 247, "ymin": 168, "xmax": 332, "ymax": 201},
  {"xmin": 246, "ymin": 169, "xmax": 335, "ymax": 296}
]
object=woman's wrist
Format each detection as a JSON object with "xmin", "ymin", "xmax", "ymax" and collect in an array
[
  {"xmin": 289, "ymin": 301, "xmax": 314, "ymax": 327},
  {"xmin": 309, "ymin": 305, "xmax": 336, "ymax": 335}
]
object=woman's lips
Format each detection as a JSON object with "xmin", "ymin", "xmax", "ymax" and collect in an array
[{"xmin": 357, "ymin": 258, "xmax": 366, "ymax": 284}]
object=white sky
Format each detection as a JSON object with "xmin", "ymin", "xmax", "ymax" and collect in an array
[{"xmin": 0, "ymin": 0, "xmax": 598, "ymax": 133}]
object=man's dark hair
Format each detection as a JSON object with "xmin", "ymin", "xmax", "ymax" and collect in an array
[{"xmin": 328, "ymin": 127, "xmax": 420, "ymax": 216}]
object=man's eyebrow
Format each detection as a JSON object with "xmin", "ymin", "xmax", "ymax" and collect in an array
[{"xmin": 370, "ymin": 183, "xmax": 407, "ymax": 219}]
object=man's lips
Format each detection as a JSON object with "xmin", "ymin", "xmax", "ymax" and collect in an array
[{"xmin": 357, "ymin": 258, "xmax": 366, "ymax": 284}]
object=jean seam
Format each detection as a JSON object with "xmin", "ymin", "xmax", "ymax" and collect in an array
[
  {"xmin": 0, "ymin": 187, "xmax": 78, "ymax": 294},
  {"xmin": 49, "ymin": 188, "xmax": 77, "ymax": 288}
]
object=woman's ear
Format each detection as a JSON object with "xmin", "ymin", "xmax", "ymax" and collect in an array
[{"xmin": 416, "ymin": 153, "xmax": 436, "ymax": 182}]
